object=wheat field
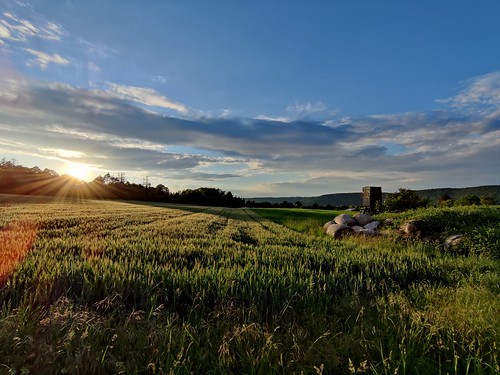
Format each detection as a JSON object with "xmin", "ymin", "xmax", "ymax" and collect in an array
[{"xmin": 0, "ymin": 196, "xmax": 498, "ymax": 374}]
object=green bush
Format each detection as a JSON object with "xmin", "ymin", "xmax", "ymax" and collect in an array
[
  {"xmin": 456, "ymin": 194, "xmax": 481, "ymax": 206},
  {"xmin": 382, "ymin": 188, "xmax": 430, "ymax": 212},
  {"xmin": 480, "ymin": 196, "xmax": 497, "ymax": 205}
]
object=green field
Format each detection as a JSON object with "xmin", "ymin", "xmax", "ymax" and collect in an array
[
  {"xmin": 252, "ymin": 208, "xmax": 354, "ymax": 235},
  {"xmin": 0, "ymin": 196, "xmax": 499, "ymax": 374}
]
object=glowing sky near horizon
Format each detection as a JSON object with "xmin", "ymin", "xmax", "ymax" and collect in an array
[{"xmin": 1, "ymin": 0, "xmax": 499, "ymax": 197}]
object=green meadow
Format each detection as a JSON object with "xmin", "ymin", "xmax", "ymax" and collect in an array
[
  {"xmin": 0, "ymin": 196, "xmax": 499, "ymax": 374},
  {"xmin": 251, "ymin": 208, "xmax": 353, "ymax": 236}
]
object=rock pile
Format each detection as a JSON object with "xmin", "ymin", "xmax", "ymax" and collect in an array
[
  {"xmin": 323, "ymin": 213, "xmax": 380, "ymax": 239},
  {"xmin": 323, "ymin": 213, "xmax": 467, "ymax": 251}
]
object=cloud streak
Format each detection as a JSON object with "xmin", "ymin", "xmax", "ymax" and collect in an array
[
  {"xmin": 24, "ymin": 48, "xmax": 69, "ymax": 69},
  {"xmin": 0, "ymin": 11, "xmax": 66, "ymax": 43},
  {"xmin": 106, "ymin": 83, "xmax": 189, "ymax": 114},
  {"xmin": 0, "ymin": 71, "xmax": 499, "ymax": 195}
]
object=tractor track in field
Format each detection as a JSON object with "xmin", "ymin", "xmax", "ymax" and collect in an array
[{"xmin": 241, "ymin": 208, "xmax": 283, "ymax": 236}]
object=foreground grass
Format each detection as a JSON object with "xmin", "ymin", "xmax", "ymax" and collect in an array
[{"xmin": 0, "ymin": 198, "xmax": 498, "ymax": 374}]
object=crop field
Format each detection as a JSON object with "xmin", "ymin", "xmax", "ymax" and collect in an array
[
  {"xmin": 251, "ymin": 208, "xmax": 354, "ymax": 236},
  {"xmin": 0, "ymin": 196, "xmax": 499, "ymax": 374}
]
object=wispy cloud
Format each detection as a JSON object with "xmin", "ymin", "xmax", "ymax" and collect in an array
[
  {"xmin": 24, "ymin": 48, "xmax": 69, "ymax": 69},
  {"xmin": 255, "ymin": 115, "xmax": 290, "ymax": 123},
  {"xmin": 286, "ymin": 101, "xmax": 328, "ymax": 114},
  {"xmin": 38, "ymin": 148, "xmax": 86, "ymax": 159},
  {"xmin": 285, "ymin": 101, "xmax": 337, "ymax": 120},
  {"xmin": 0, "ymin": 11, "xmax": 66, "ymax": 43},
  {"xmin": 152, "ymin": 75, "xmax": 169, "ymax": 84},
  {"xmin": 106, "ymin": 82, "xmax": 188, "ymax": 114},
  {"xmin": 437, "ymin": 72, "xmax": 500, "ymax": 111}
]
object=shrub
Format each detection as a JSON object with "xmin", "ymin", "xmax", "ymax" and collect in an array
[
  {"xmin": 480, "ymin": 196, "xmax": 496, "ymax": 205},
  {"xmin": 382, "ymin": 188, "xmax": 430, "ymax": 212},
  {"xmin": 438, "ymin": 193, "xmax": 454, "ymax": 208},
  {"xmin": 456, "ymin": 194, "xmax": 481, "ymax": 206}
]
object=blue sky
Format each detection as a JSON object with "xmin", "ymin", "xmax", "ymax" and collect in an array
[{"xmin": 1, "ymin": 0, "xmax": 499, "ymax": 197}]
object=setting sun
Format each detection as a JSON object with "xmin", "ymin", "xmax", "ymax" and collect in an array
[{"xmin": 65, "ymin": 162, "xmax": 91, "ymax": 181}]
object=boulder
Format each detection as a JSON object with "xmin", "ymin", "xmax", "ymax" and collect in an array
[
  {"xmin": 363, "ymin": 221, "xmax": 380, "ymax": 231},
  {"xmin": 323, "ymin": 220, "xmax": 335, "ymax": 230},
  {"xmin": 401, "ymin": 220, "xmax": 425, "ymax": 237},
  {"xmin": 351, "ymin": 225, "xmax": 365, "ymax": 233},
  {"xmin": 444, "ymin": 234, "xmax": 464, "ymax": 249},
  {"xmin": 326, "ymin": 223, "xmax": 354, "ymax": 239},
  {"xmin": 359, "ymin": 228, "xmax": 378, "ymax": 236},
  {"xmin": 334, "ymin": 214, "xmax": 357, "ymax": 226},
  {"xmin": 354, "ymin": 213, "xmax": 373, "ymax": 227}
]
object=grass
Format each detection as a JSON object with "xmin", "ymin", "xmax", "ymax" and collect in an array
[
  {"xmin": 0, "ymin": 197, "xmax": 498, "ymax": 374},
  {"xmin": 253, "ymin": 208, "xmax": 354, "ymax": 236}
]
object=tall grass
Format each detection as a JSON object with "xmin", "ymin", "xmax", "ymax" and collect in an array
[{"xmin": 0, "ymin": 198, "xmax": 498, "ymax": 374}]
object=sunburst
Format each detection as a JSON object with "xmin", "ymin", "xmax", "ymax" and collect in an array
[{"xmin": 65, "ymin": 162, "xmax": 91, "ymax": 181}]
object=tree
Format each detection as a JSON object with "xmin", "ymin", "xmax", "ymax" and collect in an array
[
  {"xmin": 457, "ymin": 194, "xmax": 481, "ymax": 206},
  {"xmin": 383, "ymin": 188, "xmax": 430, "ymax": 212},
  {"xmin": 438, "ymin": 193, "xmax": 454, "ymax": 207},
  {"xmin": 480, "ymin": 196, "xmax": 496, "ymax": 205},
  {"xmin": 155, "ymin": 184, "xmax": 169, "ymax": 196},
  {"xmin": 92, "ymin": 176, "xmax": 105, "ymax": 184}
]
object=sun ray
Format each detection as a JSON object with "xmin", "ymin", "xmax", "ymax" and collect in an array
[{"xmin": 64, "ymin": 162, "xmax": 91, "ymax": 181}]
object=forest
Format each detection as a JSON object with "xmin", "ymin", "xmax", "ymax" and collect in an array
[{"xmin": 0, "ymin": 159, "xmax": 245, "ymax": 207}]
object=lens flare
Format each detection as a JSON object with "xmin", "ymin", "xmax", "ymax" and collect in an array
[{"xmin": 65, "ymin": 162, "xmax": 90, "ymax": 181}]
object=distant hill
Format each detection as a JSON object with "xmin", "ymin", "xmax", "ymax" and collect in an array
[
  {"xmin": 414, "ymin": 185, "xmax": 500, "ymax": 203},
  {"xmin": 247, "ymin": 193, "xmax": 363, "ymax": 207},
  {"xmin": 247, "ymin": 185, "xmax": 500, "ymax": 207}
]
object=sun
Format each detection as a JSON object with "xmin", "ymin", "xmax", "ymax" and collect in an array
[{"xmin": 65, "ymin": 162, "xmax": 91, "ymax": 181}]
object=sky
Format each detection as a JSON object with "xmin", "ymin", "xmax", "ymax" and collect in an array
[{"xmin": 1, "ymin": 0, "xmax": 499, "ymax": 197}]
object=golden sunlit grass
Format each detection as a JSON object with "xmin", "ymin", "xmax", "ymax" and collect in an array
[{"xmin": 0, "ymin": 217, "xmax": 38, "ymax": 285}]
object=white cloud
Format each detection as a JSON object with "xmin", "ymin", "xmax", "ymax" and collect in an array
[
  {"xmin": 283, "ymin": 101, "xmax": 338, "ymax": 121},
  {"xmin": 152, "ymin": 75, "xmax": 169, "ymax": 84},
  {"xmin": 0, "ymin": 12, "xmax": 66, "ymax": 43},
  {"xmin": 39, "ymin": 148, "xmax": 85, "ymax": 158},
  {"xmin": 106, "ymin": 82, "xmax": 188, "ymax": 114},
  {"xmin": 0, "ymin": 23, "xmax": 11, "ymax": 39},
  {"xmin": 437, "ymin": 72, "xmax": 500, "ymax": 110},
  {"xmin": 287, "ymin": 101, "xmax": 327, "ymax": 113},
  {"xmin": 1, "ymin": 73, "xmax": 499, "ymax": 195},
  {"xmin": 24, "ymin": 48, "xmax": 69, "ymax": 69},
  {"xmin": 255, "ymin": 115, "xmax": 290, "ymax": 122}
]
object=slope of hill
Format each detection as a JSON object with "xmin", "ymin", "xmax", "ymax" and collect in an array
[
  {"xmin": 247, "ymin": 185, "xmax": 500, "ymax": 207},
  {"xmin": 415, "ymin": 185, "xmax": 500, "ymax": 202},
  {"xmin": 248, "ymin": 193, "xmax": 363, "ymax": 207}
]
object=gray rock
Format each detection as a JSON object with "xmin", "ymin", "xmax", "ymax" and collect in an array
[
  {"xmin": 351, "ymin": 225, "xmax": 364, "ymax": 233},
  {"xmin": 444, "ymin": 234, "xmax": 464, "ymax": 249},
  {"xmin": 359, "ymin": 228, "xmax": 378, "ymax": 236},
  {"xmin": 354, "ymin": 213, "xmax": 373, "ymax": 227},
  {"xmin": 364, "ymin": 221, "xmax": 380, "ymax": 231},
  {"xmin": 401, "ymin": 220, "xmax": 425, "ymax": 237},
  {"xmin": 334, "ymin": 214, "xmax": 357, "ymax": 226},
  {"xmin": 326, "ymin": 223, "xmax": 354, "ymax": 239}
]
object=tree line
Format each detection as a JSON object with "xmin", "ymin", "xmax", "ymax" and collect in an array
[{"xmin": 0, "ymin": 159, "xmax": 244, "ymax": 207}]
